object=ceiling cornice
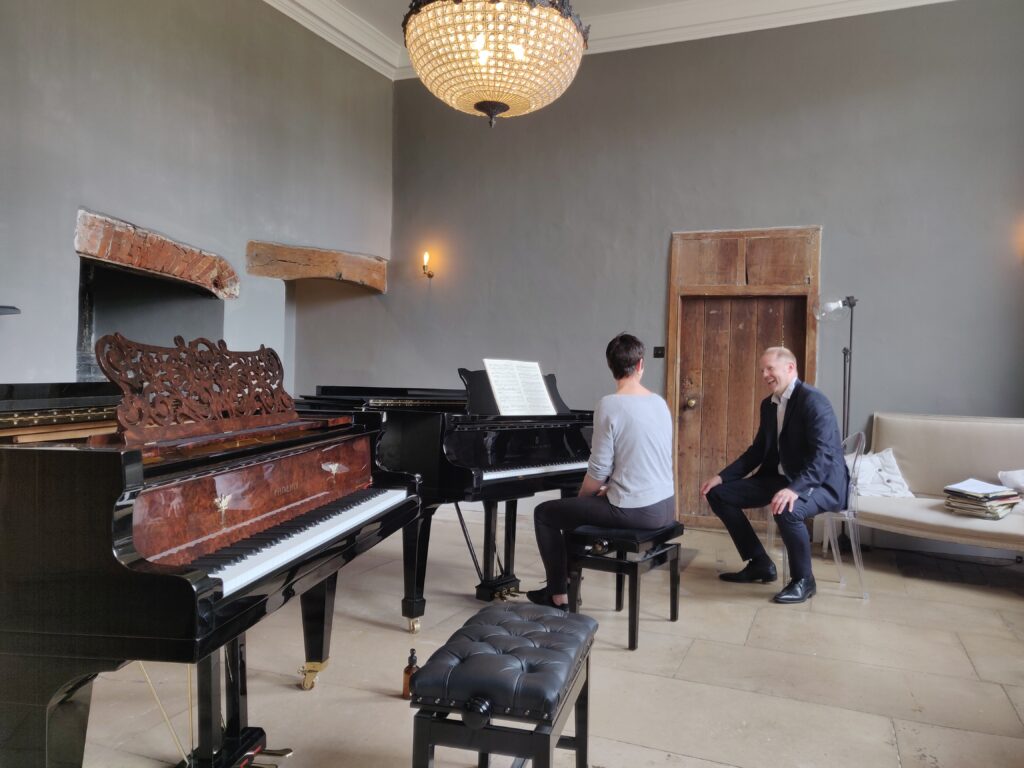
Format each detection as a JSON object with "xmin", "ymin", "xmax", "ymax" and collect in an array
[
  {"xmin": 264, "ymin": 0, "xmax": 956, "ymax": 81},
  {"xmin": 262, "ymin": 0, "xmax": 404, "ymax": 78}
]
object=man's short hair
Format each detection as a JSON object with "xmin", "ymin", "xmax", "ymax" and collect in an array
[
  {"xmin": 606, "ymin": 333, "xmax": 645, "ymax": 379},
  {"xmin": 762, "ymin": 346, "xmax": 798, "ymax": 367}
]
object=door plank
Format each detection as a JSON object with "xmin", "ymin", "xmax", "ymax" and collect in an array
[
  {"xmin": 675, "ymin": 237, "xmax": 743, "ymax": 287},
  {"xmin": 698, "ymin": 300, "xmax": 731, "ymax": 522},
  {"xmin": 726, "ymin": 299, "xmax": 757, "ymax": 463},
  {"xmin": 782, "ymin": 297, "xmax": 809, "ymax": 376},
  {"xmin": 746, "ymin": 236, "xmax": 813, "ymax": 286},
  {"xmin": 676, "ymin": 298, "xmax": 705, "ymax": 519}
]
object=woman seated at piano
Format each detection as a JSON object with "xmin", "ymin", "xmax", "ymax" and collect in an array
[{"xmin": 528, "ymin": 333, "xmax": 676, "ymax": 609}]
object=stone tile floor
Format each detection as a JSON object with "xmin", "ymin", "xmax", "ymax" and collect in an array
[{"xmin": 84, "ymin": 497, "xmax": 1024, "ymax": 767}]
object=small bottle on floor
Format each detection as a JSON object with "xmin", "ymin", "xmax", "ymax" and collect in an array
[{"xmin": 402, "ymin": 649, "xmax": 419, "ymax": 700}]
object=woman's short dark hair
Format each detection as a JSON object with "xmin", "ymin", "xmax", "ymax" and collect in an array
[{"xmin": 606, "ymin": 333, "xmax": 645, "ymax": 379}]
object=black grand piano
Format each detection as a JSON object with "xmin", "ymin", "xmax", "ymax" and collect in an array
[
  {"xmin": 298, "ymin": 368, "xmax": 593, "ymax": 602},
  {"xmin": 0, "ymin": 334, "xmax": 426, "ymax": 768}
]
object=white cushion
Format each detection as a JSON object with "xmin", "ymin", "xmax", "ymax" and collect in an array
[
  {"xmin": 998, "ymin": 469, "xmax": 1024, "ymax": 494},
  {"xmin": 854, "ymin": 448, "xmax": 915, "ymax": 498}
]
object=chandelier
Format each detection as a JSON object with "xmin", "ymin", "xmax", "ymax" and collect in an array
[{"xmin": 403, "ymin": 1, "xmax": 589, "ymax": 127}]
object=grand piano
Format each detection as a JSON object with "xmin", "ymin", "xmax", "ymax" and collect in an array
[
  {"xmin": 0, "ymin": 334, "xmax": 425, "ymax": 768},
  {"xmin": 297, "ymin": 368, "xmax": 593, "ymax": 601}
]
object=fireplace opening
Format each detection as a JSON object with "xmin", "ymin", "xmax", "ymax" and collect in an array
[{"xmin": 76, "ymin": 262, "xmax": 225, "ymax": 381}]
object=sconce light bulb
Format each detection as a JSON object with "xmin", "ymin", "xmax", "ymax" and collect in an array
[{"xmin": 423, "ymin": 251, "xmax": 430, "ymax": 267}]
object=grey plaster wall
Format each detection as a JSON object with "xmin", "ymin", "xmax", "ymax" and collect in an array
[
  {"xmin": 294, "ymin": 0, "xmax": 1024, "ymax": 430},
  {"xmin": 0, "ymin": 0, "xmax": 392, "ymax": 387}
]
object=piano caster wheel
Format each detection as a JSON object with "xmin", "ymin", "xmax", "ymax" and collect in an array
[
  {"xmin": 298, "ymin": 662, "xmax": 327, "ymax": 691},
  {"xmin": 408, "ymin": 618, "xmax": 421, "ymax": 634}
]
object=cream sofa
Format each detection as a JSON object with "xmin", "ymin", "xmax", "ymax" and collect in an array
[{"xmin": 855, "ymin": 412, "xmax": 1024, "ymax": 552}]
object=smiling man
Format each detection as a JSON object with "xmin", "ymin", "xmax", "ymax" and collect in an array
[{"xmin": 699, "ymin": 346, "xmax": 847, "ymax": 604}]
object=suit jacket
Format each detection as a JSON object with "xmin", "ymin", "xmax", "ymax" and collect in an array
[{"xmin": 719, "ymin": 380, "xmax": 847, "ymax": 505}]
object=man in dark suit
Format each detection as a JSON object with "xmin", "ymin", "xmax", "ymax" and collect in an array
[{"xmin": 700, "ymin": 346, "xmax": 847, "ymax": 604}]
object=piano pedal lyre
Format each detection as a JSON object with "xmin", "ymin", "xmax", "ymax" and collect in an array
[{"xmin": 297, "ymin": 661, "xmax": 327, "ymax": 691}]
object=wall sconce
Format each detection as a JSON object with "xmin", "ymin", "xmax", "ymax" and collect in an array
[{"xmin": 422, "ymin": 251, "xmax": 434, "ymax": 279}]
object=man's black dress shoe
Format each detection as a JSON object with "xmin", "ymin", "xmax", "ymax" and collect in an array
[
  {"xmin": 772, "ymin": 576, "xmax": 817, "ymax": 604},
  {"xmin": 719, "ymin": 560, "xmax": 778, "ymax": 583},
  {"xmin": 526, "ymin": 588, "xmax": 568, "ymax": 611}
]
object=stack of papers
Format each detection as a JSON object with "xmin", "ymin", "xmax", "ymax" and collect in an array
[{"xmin": 943, "ymin": 479, "xmax": 1021, "ymax": 520}]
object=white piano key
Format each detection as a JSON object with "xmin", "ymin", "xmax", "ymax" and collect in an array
[
  {"xmin": 210, "ymin": 488, "xmax": 410, "ymax": 596},
  {"xmin": 481, "ymin": 460, "xmax": 589, "ymax": 482}
]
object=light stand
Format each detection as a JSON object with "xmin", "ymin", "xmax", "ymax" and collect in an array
[
  {"xmin": 818, "ymin": 296, "xmax": 857, "ymax": 439},
  {"xmin": 840, "ymin": 296, "xmax": 857, "ymax": 439}
]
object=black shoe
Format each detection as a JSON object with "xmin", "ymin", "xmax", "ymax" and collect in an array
[
  {"xmin": 526, "ymin": 588, "xmax": 568, "ymax": 611},
  {"xmin": 719, "ymin": 560, "xmax": 778, "ymax": 583},
  {"xmin": 772, "ymin": 576, "xmax": 817, "ymax": 604}
]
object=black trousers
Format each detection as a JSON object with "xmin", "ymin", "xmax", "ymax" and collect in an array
[
  {"xmin": 534, "ymin": 495, "xmax": 676, "ymax": 592},
  {"xmin": 706, "ymin": 475, "xmax": 839, "ymax": 580}
]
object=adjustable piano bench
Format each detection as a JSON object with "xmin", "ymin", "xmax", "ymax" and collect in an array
[
  {"xmin": 410, "ymin": 603, "xmax": 598, "ymax": 768},
  {"xmin": 567, "ymin": 521, "xmax": 685, "ymax": 650}
]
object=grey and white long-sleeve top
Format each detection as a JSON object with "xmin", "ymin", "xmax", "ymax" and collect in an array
[{"xmin": 586, "ymin": 393, "xmax": 674, "ymax": 508}]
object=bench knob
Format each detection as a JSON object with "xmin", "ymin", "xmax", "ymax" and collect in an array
[{"xmin": 464, "ymin": 696, "xmax": 492, "ymax": 729}]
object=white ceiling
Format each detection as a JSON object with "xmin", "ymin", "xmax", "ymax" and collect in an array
[{"xmin": 262, "ymin": 0, "xmax": 956, "ymax": 80}]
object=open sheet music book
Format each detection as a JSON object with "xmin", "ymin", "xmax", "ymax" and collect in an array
[{"xmin": 482, "ymin": 359, "xmax": 556, "ymax": 416}]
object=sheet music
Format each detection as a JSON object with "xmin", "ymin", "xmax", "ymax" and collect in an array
[{"xmin": 483, "ymin": 359, "xmax": 556, "ymax": 416}]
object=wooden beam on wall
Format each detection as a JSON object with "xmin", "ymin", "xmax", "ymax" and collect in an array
[
  {"xmin": 74, "ymin": 209, "xmax": 240, "ymax": 300},
  {"xmin": 246, "ymin": 241, "xmax": 387, "ymax": 294}
]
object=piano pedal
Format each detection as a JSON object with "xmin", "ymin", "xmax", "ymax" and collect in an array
[
  {"xmin": 297, "ymin": 661, "xmax": 327, "ymax": 691},
  {"xmin": 252, "ymin": 749, "xmax": 294, "ymax": 765},
  {"xmin": 251, "ymin": 745, "xmax": 294, "ymax": 766}
]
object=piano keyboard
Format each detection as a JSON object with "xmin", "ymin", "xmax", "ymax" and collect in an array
[
  {"xmin": 481, "ymin": 460, "xmax": 589, "ymax": 482},
  {"xmin": 196, "ymin": 488, "xmax": 411, "ymax": 596}
]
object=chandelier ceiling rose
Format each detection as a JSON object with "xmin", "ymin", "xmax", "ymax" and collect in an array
[{"xmin": 403, "ymin": 0, "xmax": 589, "ymax": 126}]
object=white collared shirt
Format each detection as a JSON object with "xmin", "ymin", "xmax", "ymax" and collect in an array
[{"xmin": 772, "ymin": 378, "xmax": 798, "ymax": 475}]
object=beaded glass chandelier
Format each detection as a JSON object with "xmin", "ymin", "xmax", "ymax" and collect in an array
[{"xmin": 403, "ymin": 0, "xmax": 589, "ymax": 126}]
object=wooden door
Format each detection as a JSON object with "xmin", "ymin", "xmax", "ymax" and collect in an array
[{"xmin": 666, "ymin": 228, "xmax": 820, "ymax": 531}]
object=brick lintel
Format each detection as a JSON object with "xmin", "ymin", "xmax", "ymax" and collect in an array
[{"xmin": 74, "ymin": 209, "xmax": 240, "ymax": 300}]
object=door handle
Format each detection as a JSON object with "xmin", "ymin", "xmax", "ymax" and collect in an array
[{"xmin": 683, "ymin": 396, "xmax": 698, "ymax": 410}]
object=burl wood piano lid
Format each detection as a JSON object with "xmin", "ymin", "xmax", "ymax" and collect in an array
[
  {"xmin": 74, "ymin": 209, "xmax": 240, "ymax": 300},
  {"xmin": 246, "ymin": 241, "xmax": 387, "ymax": 294}
]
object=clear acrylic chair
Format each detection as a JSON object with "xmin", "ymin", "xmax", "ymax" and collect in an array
[
  {"xmin": 766, "ymin": 431, "xmax": 867, "ymax": 596},
  {"xmin": 821, "ymin": 431, "xmax": 868, "ymax": 598}
]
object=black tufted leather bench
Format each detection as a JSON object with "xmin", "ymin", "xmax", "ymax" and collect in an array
[
  {"xmin": 410, "ymin": 603, "xmax": 598, "ymax": 768},
  {"xmin": 567, "ymin": 521, "xmax": 684, "ymax": 650}
]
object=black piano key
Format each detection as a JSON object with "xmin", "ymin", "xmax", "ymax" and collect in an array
[{"xmin": 192, "ymin": 487, "xmax": 392, "ymax": 575}]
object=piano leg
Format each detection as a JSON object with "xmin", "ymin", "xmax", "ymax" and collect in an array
[
  {"xmin": 401, "ymin": 507, "xmax": 435, "ymax": 634},
  {"xmin": 299, "ymin": 574, "xmax": 337, "ymax": 689},
  {"xmin": 185, "ymin": 638, "xmax": 266, "ymax": 768},
  {"xmin": 0, "ymin": 654, "xmax": 121, "ymax": 768},
  {"xmin": 503, "ymin": 499, "xmax": 518, "ymax": 595},
  {"xmin": 475, "ymin": 499, "xmax": 520, "ymax": 602}
]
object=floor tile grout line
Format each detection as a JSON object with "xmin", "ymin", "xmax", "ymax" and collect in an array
[
  {"xmin": 955, "ymin": 631, "xmax": 987, "ymax": 683},
  {"xmin": 682, "ymin": 635, "xmax": 1007, "ymax": 689},
  {"xmin": 670, "ymin": 640, "xmax": 1024, "ymax": 740},
  {"xmin": 891, "ymin": 717, "xmax": 904, "ymax": 768},
  {"xmin": 1000, "ymin": 683, "xmax": 1024, "ymax": 731}
]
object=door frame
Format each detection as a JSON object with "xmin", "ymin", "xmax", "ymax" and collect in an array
[{"xmin": 665, "ymin": 226, "xmax": 821, "ymax": 525}]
